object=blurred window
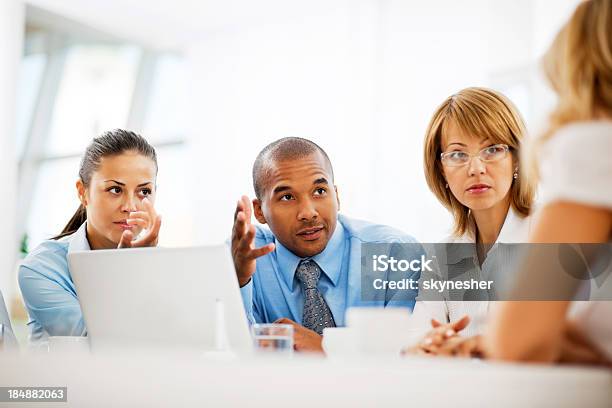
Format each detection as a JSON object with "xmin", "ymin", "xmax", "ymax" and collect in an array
[
  {"xmin": 16, "ymin": 53, "xmax": 46, "ymax": 158},
  {"xmin": 143, "ymin": 53, "xmax": 189, "ymax": 141},
  {"xmin": 46, "ymin": 45, "xmax": 141, "ymax": 156}
]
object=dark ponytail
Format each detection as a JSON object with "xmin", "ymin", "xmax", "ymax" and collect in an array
[{"xmin": 52, "ymin": 129, "xmax": 157, "ymax": 240}]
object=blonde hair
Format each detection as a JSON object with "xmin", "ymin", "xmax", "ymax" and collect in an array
[
  {"xmin": 423, "ymin": 87, "xmax": 536, "ymax": 237},
  {"xmin": 527, "ymin": 0, "xmax": 612, "ymax": 182},
  {"xmin": 543, "ymin": 0, "xmax": 612, "ymax": 135}
]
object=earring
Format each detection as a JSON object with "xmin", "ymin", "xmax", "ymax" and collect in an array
[
  {"xmin": 513, "ymin": 171, "xmax": 518, "ymax": 179},
  {"xmin": 445, "ymin": 183, "xmax": 449, "ymax": 188}
]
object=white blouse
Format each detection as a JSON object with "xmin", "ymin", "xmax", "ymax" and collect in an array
[
  {"xmin": 410, "ymin": 208, "xmax": 534, "ymax": 337},
  {"xmin": 539, "ymin": 121, "xmax": 612, "ymax": 360},
  {"xmin": 539, "ymin": 121, "xmax": 612, "ymax": 209}
]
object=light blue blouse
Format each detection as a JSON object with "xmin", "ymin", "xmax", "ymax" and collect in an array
[{"xmin": 19, "ymin": 223, "xmax": 90, "ymax": 343}]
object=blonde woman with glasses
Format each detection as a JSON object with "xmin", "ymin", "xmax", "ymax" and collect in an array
[
  {"xmin": 405, "ymin": 87, "xmax": 536, "ymax": 356},
  {"xmin": 488, "ymin": 0, "xmax": 612, "ymax": 365}
]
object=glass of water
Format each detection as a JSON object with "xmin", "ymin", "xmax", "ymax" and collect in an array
[{"xmin": 251, "ymin": 323, "xmax": 294, "ymax": 355}]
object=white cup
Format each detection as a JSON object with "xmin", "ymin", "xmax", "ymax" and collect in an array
[
  {"xmin": 322, "ymin": 327, "xmax": 359, "ymax": 358},
  {"xmin": 345, "ymin": 307, "xmax": 422, "ymax": 356},
  {"xmin": 47, "ymin": 336, "xmax": 90, "ymax": 354}
]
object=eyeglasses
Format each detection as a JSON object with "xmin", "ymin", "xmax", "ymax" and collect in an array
[{"xmin": 440, "ymin": 144, "xmax": 510, "ymax": 167}]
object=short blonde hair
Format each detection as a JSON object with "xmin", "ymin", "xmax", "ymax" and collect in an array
[{"xmin": 423, "ymin": 87, "xmax": 535, "ymax": 237}]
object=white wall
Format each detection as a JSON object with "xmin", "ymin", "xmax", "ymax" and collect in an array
[
  {"xmin": 185, "ymin": 0, "xmax": 493, "ymax": 244},
  {"xmin": 365, "ymin": 0, "xmax": 489, "ymax": 241},
  {"xmin": 183, "ymin": 0, "xmax": 583, "ymax": 245},
  {"xmin": 530, "ymin": 0, "xmax": 581, "ymax": 131},
  {"xmin": 0, "ymin": 0, "xmax": 24, "ymax": 303},
  {"xmin": 185, "ymin": 1, "xmax": 360, "ymax": 244}
]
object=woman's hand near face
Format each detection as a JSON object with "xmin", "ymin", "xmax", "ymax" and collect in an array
[{"xmin": 117, "ymin": 197, "xmax": 162, "ymax": 248}]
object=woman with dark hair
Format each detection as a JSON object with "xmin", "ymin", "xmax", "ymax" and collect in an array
[{"xmin": 19, "ymin": 129, "xmax": 161, "ymax": 343}]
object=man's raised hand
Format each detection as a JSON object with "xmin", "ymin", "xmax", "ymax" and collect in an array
[{"xmin": 231, "ymin": 195, "xmax": 274, "ymax": 286}]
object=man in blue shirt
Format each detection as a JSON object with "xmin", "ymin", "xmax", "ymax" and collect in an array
[{"xmin": 231, "ymin": 137, "xmax": 420, "ymax": 352}]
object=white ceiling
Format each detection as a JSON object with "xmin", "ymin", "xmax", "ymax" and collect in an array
[{"xmin": 26, "ymin": 0, "xmax": 342, "ymax": 49}]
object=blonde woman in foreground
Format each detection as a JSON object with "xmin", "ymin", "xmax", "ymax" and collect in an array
[{"xmin": 488, "ymin": 0, "xmax": 612, "ymax": 365}]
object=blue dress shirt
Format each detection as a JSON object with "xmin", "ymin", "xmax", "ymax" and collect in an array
[
  {"xmin": 18, "ymin": 223, "xmax": 90, "ymax": 342},
  {"xmin": 240, "ymin": 214, "xmax": 420, "ymax": 326}
]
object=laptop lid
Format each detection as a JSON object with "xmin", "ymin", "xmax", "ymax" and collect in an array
[{"xmin": 68, "ymin": 245, "xmax": 253, "ymax": 354}]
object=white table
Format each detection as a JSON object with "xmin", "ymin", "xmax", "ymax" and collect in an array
[{"xmin": 1, "ymin": 349, "xmax": 610, "ymax": 407}]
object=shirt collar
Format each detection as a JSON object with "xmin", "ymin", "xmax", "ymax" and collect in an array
[
  {"xmin": 496, "ymin": 207, "xmax": 530, "ymax": 243},
  {"xmin": 277, "ymin": 221, "xmax": 346, "ymax": 289},
  {"xmin": 67, "ymin": 222, "xmax": 91, "ymax": 253},
  {"xmin": 446, "ymin": 208, "xmax": 530, "ymax": 263}
]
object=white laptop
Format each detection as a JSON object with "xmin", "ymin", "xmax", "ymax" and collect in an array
[{"xmin": 68, "ymin": 245, "xmax": 253, "ymax": 354}]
